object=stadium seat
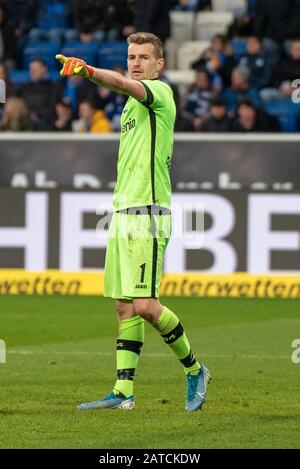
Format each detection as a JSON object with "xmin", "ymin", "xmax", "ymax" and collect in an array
[
  {"xmin": 194, "ymin": 12, "xmax": 234, "ymax": 40},
  {"xmin": 62, "ymin": 41, "xmax": 98, "ymax": 67},
  {"xmin": 212, "ymin": 0, "xmax": 246, "ymax": 16},
  {"xmin": 97, "ymin": 41, "xmax": 128, "ymax": 70},
  {"xmin": 166, "ymin": 69, "xmax": 196, "ymax": 98},
  {"xmin": 9, "ymin": 69, "xmax": 61, "ymax": 86},
  {"xmin": 9, "ymin": 70, "xmax": 30, "ymax": 86},
  {"xmin": 164, "ymin": 38, "xmax": 177, "ymax": 70},
  {"xmin": 170, "ymin": 11, "xmax": 195, "ymax": 43},
  {"xmin": 229, "ymin": 38, "xmax": 247, "ymax": 59},
  {"xmin": 23, "ymin": 41, "xmax": 61, "ymax": 70},
  {"xmin": 177, "ymin": 40, "xmax": 210, "ymax": 70},
  {"xmin": 264, "ymin": 101, "xmax": 300, "ymax": 132},
  {"xmin": 25, "ymin": 39, "xmax": 61, "ymax": 47},
  {"xmin": 48, "ymin": 70, "xmax": 61, "ymax": 81}
]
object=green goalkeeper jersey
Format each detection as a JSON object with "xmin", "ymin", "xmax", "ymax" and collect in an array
[{"xmin": 113, "ymin": 79, "xmax": 176, "ymax": 212}]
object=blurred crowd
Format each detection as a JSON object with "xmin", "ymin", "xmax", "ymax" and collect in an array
[{"xmin": 0, "ymin": 0, "xmax": 300, "ymax": 132}]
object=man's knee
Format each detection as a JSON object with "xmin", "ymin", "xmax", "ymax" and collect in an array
[
  {"xmin": 115, "ymin": 299, "xmax": 134, "ymax": 320},
  {"xmin": 133, "ymin": 298, "xmax": 163, "ymax": 323}
]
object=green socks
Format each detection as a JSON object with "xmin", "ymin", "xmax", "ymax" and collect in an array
[
  {"xmin": 113, "ymin": 315, "xmax": 144, "ymax": 398},
  {"xmin": 113, "ymin": 306, "xmax": 199, "ymax": 398},
  {"xmin": 154, "ymin": 306, "xmax": 200, "ymax": 375}
]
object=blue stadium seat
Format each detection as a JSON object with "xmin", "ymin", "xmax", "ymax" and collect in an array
[
  {"xmin": 25, "ymin": 39, "xmax": 61, "ymax": 47},
  {"xmin": 23, "ymin": 41, "xmax": 61, "ymax": 70},
  {"xmin": 265, "ymin": 100, "xmax": 300, "ymax": 132},
  {"xmin": 9, "ymin": 69, "xmax": 61, "ymax": 86},
  {"xmin": 97, "ymin": 41, "xmax": 128, "ymax": 70},
  {"xmin": 61, "ymin": 41, "xmax": 98, "ymax": 67},
  {"xmin": 48, "ymin": 70, "xmax": 61, "ymax": 81},
  {"xmin": 229, "ymin": 38, "xmax": 247, "ymax": 59},
  {"xmin": 9, "ymin": 70, "xmax": 30, "ymax": 86}
]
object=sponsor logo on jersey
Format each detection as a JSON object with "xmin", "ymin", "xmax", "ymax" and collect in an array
[
  {"xmin": 122, "ymin": 117, "xmax": 136, "ymax": 134},
  {"xmin": 135, "ymin": 284, "xmax": 147, "ymax": 289}
]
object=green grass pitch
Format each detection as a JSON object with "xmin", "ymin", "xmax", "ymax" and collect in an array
[{"xmin": 0, "ymin": 295, "xmax": 300, "ymax": 449}]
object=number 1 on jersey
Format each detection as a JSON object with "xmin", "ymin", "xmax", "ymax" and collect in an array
[{"xmin": 140, "ymin": 263, "xmax": 146, "ymax": 283}]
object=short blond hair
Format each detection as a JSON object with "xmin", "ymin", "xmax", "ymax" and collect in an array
[{"xmin": 127, "ymin": 32, "xmax": 163, "ymax": 59}]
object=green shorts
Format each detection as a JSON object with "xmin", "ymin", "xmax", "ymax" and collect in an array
[{"xmin": 104, "ymin": 207, "xmax": 172, "ymax": 300}]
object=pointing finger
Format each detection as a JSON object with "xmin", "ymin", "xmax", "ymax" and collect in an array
[{"xmin": 55, "ymin": 54, "xmax": 67, "ymax": 64}]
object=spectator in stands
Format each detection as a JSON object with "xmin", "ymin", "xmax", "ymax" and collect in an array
[
  {"xmin": 254, "ymin": 0, "xmax": 300, "ymax": 42},
  {"xmin": 192, "ymin": 34, "xmax": 235, "ymax": 88},
  {"xmin": 0, "ymin": 96, "xmax": 32, "ymax": 131},
  {"xmin": 253, "ymin": 0, "xmax": 300, "ymax": 68},
  {"xmin": 122, "ymin": 0, "xmax": 137, "ymax": 39},
  {"xmin": 0, "ymin": 62, "xmax": 16, "ymax": 97},
  {"xmin": 97, "ymin": 86, "xmax": 126, "ymax": 131},
  {"xmin": 62, "ymin": 76, "xmax": 101, "ymax": 112},
  {"xmin": 96, "ymin": 67, "xmax": 127, "ymax": 131},
  {"xmin": 18, "ymin": 59, "xmax": 60, "ymax": 130},
  {"xmin": 275, "ymin": 39, "xmax": 300, "ymax": 94},
  {"xmin": 102, "ymin": 0, "xmax": 136, "ymax": 40},
  {"xmin": 72, "ymin": 100, "xmax": 112, "ymax": 133},
  {"xmin": 174, "ymin": 110, "xmax": 195, "ymax": 131},
  {"xmin": 53, "ymin": 97, "xmax": 73, "ymax": 131},
  {"xmin": 158, "ymin": 63, "xmax": 180, "ymax": 109},
  {"xmin": 238, "ymin": 36, "xmax": 273, "ymax": 89},
  {"xmin": 0, "ymin": 3, "xmax": 17, "ymax": 69},
  {"xmin": 232, "ymin": 99, "xmax": 280, "ymax": 132},
  {"xmin": 173, "ymin": 0, "xmax": 211, "ymax": 11},
  {"xmin": 4, "ymin": 0, "xmax": 37, "ymax": 67},
  {"xmin": 227, "ymin": 0, "xmax": 256, "ymax": 38},
  {"xmin": 183, "ymin": 69, "xmax": 216, "ymax": 130},
  {"xmin": 70, "ymin": 0, "xmax": 118, "ymax": 42},
  {"xmin": 222, "ymin": 67, "xmax": 260, "ymax": 114},
  {"xmin": 4, "ymin": 0, "xmax": 37, "ymax": 37},
  {"xmin": 134, "ymin": 0, "xmax": 172, "ymax": 44},
  {"xmin": 29, "ymin": 0, "xmax": 71, "ymax": 42},
  {"xmin": 201, "ymin": 97, "xmax": 233, "ymax": 132}
]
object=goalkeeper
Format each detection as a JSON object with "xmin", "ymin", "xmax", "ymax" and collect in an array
[{"xmin": 56, "ymin": 32, "xmax": 211, "ymax": 412}]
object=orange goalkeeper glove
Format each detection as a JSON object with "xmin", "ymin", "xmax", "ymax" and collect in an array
[{"xmin": 55, "ymin": 54, "xmax": 95, "ymax": 79}]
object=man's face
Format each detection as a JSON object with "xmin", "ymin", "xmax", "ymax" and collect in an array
[
  {"xmin": 211, "ymin": 105, "xmax": 226, "ymax": 120},
  {"xmin": 232, "ymin": 70, "xmax": 246, "ymax": 88},
  {"xmin": 195, "ymin": 71, "xmax": 210, "ymax": 89},
  {"xmin": 79, "ymin": 102, "xmax": 94, "ymax": 120},
  {"xmin": 127, "ymin": 43, "xmax": 164, "ymax": 80},
  {"xmin": 238, "ymin": 104, "xmax": 256, "ymax": 123},
  {"xmin": 29, "ymin": 61, "xmax": 47, "ymax": 81},
  {"xmin": 291, "ymin": 41, "xmax": 300, "ymax": 60},
  {"xmin": 247, "ymin": 37, "xmax": 261, "ymax": 55}
]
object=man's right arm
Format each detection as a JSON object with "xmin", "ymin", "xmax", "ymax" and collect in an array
[
  {"xmin": 55, "ymin": 54, "xmax": 146, "ymax": 101},
  {"xmin": 90, "ymin": 67, "xmax": 146, "ymax": 101}
]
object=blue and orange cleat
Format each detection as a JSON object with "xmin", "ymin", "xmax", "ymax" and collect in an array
[
  {"xmin": 185, "ymin": 363, "xmax": 211, "ymax": 412},
  {"xmin": 77, "ymin": 391, "xmax": 135, "ymax": 410}
]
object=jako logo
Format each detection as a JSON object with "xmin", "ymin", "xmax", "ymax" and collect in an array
[
  {"xmin": 291, "ymin": 339, "xmax": 300, "ymax": 364},
  {"xmin": 0, "ymin": 339, "xmax": 6, "ymax": 364},
  {"xmin": 122, "ymin": 118, "xmax": 136, "ymax": 133},
  {"xmin": 291, "ymin": 79, "xmax": 300, "ymax": 104},
  {"xmin": 0, "ymin": 79, "xmax": 6, "ymax": 104}
]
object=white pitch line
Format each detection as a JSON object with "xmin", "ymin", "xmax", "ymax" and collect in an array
[{"xmin": 7, "ymin": 350, "xmax": 290, "ymax": 360}]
